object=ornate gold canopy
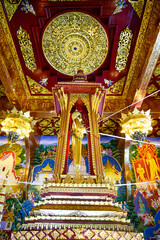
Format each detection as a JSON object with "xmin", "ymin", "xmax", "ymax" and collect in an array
[{"xmin": 42, "ymin": 11, "xmax": 109, "ymax": 76}]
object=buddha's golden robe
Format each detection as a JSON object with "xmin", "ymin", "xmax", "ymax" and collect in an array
[{"xmin": 72, "ymin": 112, "xmax": 86, "ymax": 172}]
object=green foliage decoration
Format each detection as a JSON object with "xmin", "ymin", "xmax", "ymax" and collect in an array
[{"xmin": 126, "ymin": 196, "xmax": 141, "ymax": 230}]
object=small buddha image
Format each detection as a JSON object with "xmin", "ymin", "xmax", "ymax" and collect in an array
[{"xmin": 137, "ymin": 164, "xmax": 145, "ymax": 182}]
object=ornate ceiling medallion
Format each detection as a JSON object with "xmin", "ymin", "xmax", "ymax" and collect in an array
[{"xmin": 42, "ymin": 12, "xmax": 109, "ymax": 76}]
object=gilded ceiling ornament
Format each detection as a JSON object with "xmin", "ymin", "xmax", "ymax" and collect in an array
[
  {"xmin": 112, "ymin": 0, "xmax": 128, "ymax": 15},
  {"xmin": 128, "ymin": 0, "xmax": 144, "ymax": 18},
  {"xmin": 115, "ymin": 26, "xmax": 133, "ymax": 72},
  {"xmin": 39, "ymin": 78, "xmax": 48, "ymax": 86},
  {"xmin": 26, "ymin": 76, "xmax": 52, "ymax": 95},
  {"xmin": 153, "ymin": 59, "xmax": 160, "ymax": 77},
  {"xmin": 42, "ymin": 12, "xmax": 109, "ymax": 76},
  {"xmin": 21, "ymin": 0, "xmax": 36, "ymax": 15},
  {"xmin": 123, "ymin": 0, "xmax": 154, "ymax": 96},
  {"xmin": 106, "ymin": 77, "xmax": 125, "ymax": 94},
  {"xmin": 147, "ymin": 84, "xmax": 158, "ymax": 97},
  {"xmin": 17, "ymin": 26, "xmax": 37, "ymax": 72},
  {"xmin": 3, "ymin": 0, "xmax": 22, "ymax": 21},
  {"xmin": 0, "ymin": 85, "xmax": 6, "ymax": 97},
  {"xmin": 104, "ymin": 79, "xmax": 114, "ymax": 87}
]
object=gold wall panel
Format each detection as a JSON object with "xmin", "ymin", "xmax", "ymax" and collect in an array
[
  {"xmin": 115, "ymin": 26, "xmax": 133, "ymax": 72},
  {"xmin": 17, "ymin": 26, "xmax": 37, "ymax": 72}
]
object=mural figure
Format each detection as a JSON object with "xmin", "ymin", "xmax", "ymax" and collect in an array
[
  {"xmin": 133, "ymin": 141, "xmax": 160, "ymax": 184},
  {"xmin": 146, "ymin": 152, "xmax": 159, "ymax": 180},
  {"xmin": 71, "ymin": 109, "xmax": 86, "ymax": 174},
  {"xmin": 137, "ymin": 164, "xmax": 145, "ymax": 182},
  {"xmin": 0, "ymin": 151, "xmax": 20, "ymax": 184}
]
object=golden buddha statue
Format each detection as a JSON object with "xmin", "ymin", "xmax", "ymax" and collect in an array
[{"xmin": 71, "ymin": 109, "xmax": 86, "ymax": 174}]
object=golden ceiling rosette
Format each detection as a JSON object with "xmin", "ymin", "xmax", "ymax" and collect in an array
[
  {"xmin": 120, "ymin": 108, "xmax": 152, "ymax": 142},
  {"xmin": 1, "ymin": 107, "xmax": 37, "ymax": 143},
  {"xmin": 42, "ymin": 11, "xmax": 109, "ymax": 76}
]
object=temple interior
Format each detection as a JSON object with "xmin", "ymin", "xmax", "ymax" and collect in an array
[{"xmin": 0, "ymin": 0, "xmax": 160, "ymax": 239}]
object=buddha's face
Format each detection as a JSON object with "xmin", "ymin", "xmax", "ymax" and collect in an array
[{"xmin": 146, "ymin": 152, "xmax": 152, "ymax": 158}]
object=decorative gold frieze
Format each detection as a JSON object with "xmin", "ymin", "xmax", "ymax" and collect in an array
[
  {"xmin": 128, "ymin": 0, "xmax": 144, "ymax": 18},
  {"xmin": 124, "ymin": 0, "xmax": 154, "ymax": 97},
  {"xmin": 115, "ymin": 26, "xmax": 133, "ymax": 72},
  {"xmin": 42, "ymin": 12, "xmax": 108, "ymax": 76},
  {"xmin": 12, "ymin": 229, "xmax": 144, "ymax": 239},
  {"xmin": 17, "ymin": 26, "xmax": 37, "ymax": 72},
  {"xmin": 26, "ymin": 76, "xmax": 52, "ymax": 95},
  {"xmin": 3, "ymin": 0, "xmax": 21, "ymax": 21}
]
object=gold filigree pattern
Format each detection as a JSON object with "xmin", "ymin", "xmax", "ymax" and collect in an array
[
  {"xmin": 17, "ymin": 26, "xmax": 37, "ymax": 72},
  {"xmin": 12, "ymin": 229, "xmax": 144, "ymax": 239},
  {"xmin": 106, "ymin": 77, "xmax": 125, "ymax": 94},
  {"xmin": 153, "ymin": 58, "xmax": 160, "ymax": 77},
  {"xmin": 0, "ymin": 84, "xmax": 6, "ymax": 97},
  {"xmin": 42, "ymin": 12, "xmax": 108, "ymax": 76},
  {"xmin": 37, "ymin": 117, "xmax": 60, "ymax": 136},
  {"xmin": 26, "ymin": 76, "xmax": 52, "ymax": 95},
  {"xmin": 147, "ymin": 84, "xmax": 158, "ymax": 97},
  {"xmin": 98, "ymin": 118, "xmax": 118, "ymax": 135},
  {"xmin": 3, "ymin": 0, "xmax": 21, "ymax": 21},
  {"xmin": 115, "ymin": 26, "xmax": 133, "ymax": 72},
  {"xmin": 123, "ymin": 0, "xmax": 154, "ymax": 98},
  {"xmin": 128, "ymin": 0, "xmax": 145, "ymax": 18}
]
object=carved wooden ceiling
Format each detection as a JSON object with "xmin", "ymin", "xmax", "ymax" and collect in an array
[{"xmin": 0, "ymin": 0, "xmax": 160, "ymax": 136}]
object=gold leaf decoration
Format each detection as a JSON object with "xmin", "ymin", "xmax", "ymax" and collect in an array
[
  {"xmin": 154, "ymin": 61, "xmax": 160, "ymax": 77},
  {"xmin": 26, "ymin": 76, "xmax": 52, "ymax": 95},
  {"xmin": 17, "ymin": 26, "xmax": 37, "ymax": 72},
  {"xmin": 0, "ymin": 84, "xmax": 6, "ymax": 97},
  {"xmin": 128, "ymin": 0, "xmax": 145, "ymax": 18},
  {"xmin": 147, "ymin": 84, "xmax": 158, "ymax": 97},
  {"xmin": 115, "ymin": 26, "xmax": 133, "ymax": 72},
  {"xmin": 42, "ymin": 12, "xmax": 108, "ymax": 76},
  {"xmin": 106, "ymin": 77, "xmax": 125, "ymax": 94},
  {"xmin": 3, "ymin": 0, "xmax": 21, "ymax": 21}
]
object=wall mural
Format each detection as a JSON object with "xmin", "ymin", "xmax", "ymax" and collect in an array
[
  {"xmin": 100, "ymin": 136, "xmax": 123, "ymax": 184},
  {"xmin": 128, "ymin": 138, "xmax": 160, "ymax": 234},
  {"xmin": 0, "ymin": 137, "xmax": 26, "ymax": 231},
  {"xmin": 0, "ymin": 136, "xmax": 160, "ymax": 238}
]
